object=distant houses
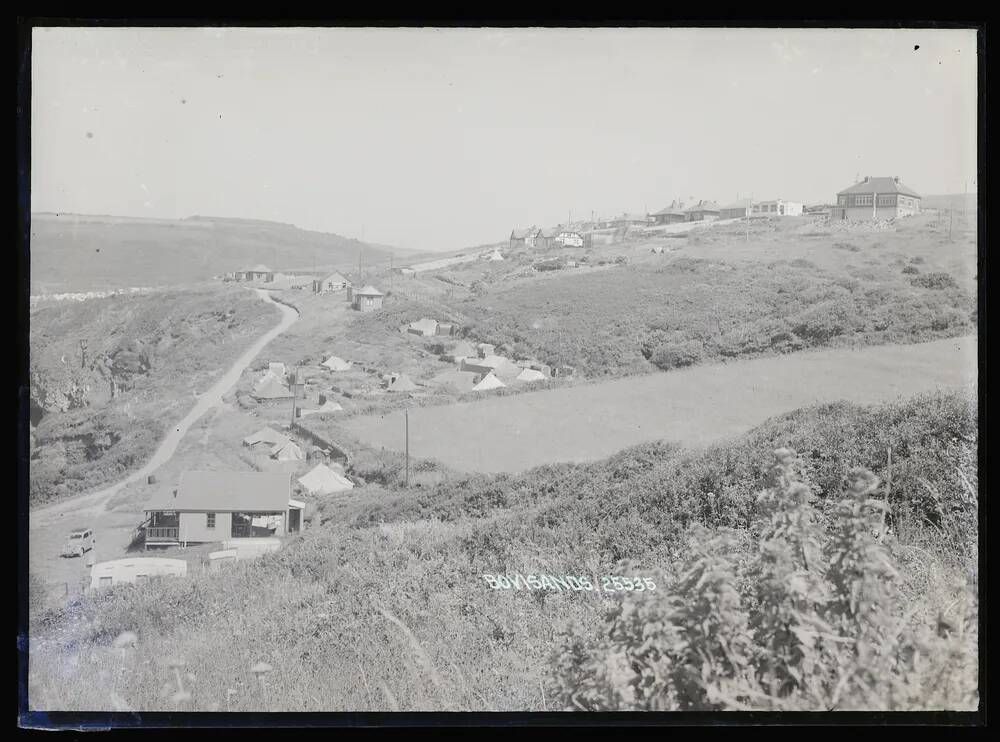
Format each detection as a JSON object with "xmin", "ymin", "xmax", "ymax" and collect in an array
[
  {"xmin": 830, "ymin": 176, "xmax": 921, "ymax": 221},
  {"xmin": 718, "ymin": 199, "xmax": 754, "ymax": 220},
  {"xmin": 684, "ymin": 200, "xmax": 721, "ymax": 222},
  {"xmin": 718, "ymin": 198, "xmax": 803, "ymax": 219},
  {"xmin": 651, "ymin": 201, "xmax": 688, "ymax": 225},
  {"xmin": 510, "ymin": 227, "xmax": 540, "ymax": 250}
]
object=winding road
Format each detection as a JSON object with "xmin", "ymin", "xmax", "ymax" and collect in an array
[{"xmin": 31, "ymin": 289, "xmax": 299, "ymax": 521}]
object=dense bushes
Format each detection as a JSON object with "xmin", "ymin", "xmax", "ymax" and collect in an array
[
  {"xmin": 459, "ymin": 258, "xmax": 973, "ymax": 377},
  {"xmin": 547, "ymin": 449, "xmax": 978, "ymax": 710}
]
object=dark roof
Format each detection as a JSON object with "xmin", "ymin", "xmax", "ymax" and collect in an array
[
  {"xmin": 653, "ymin": 202, "xmax": 686, "ymax": 216},
  {"xmin": 511, "ymin": 227, "xmax": 539, "ymax": 239},
  {"xmin": 837, "ymin": 177, "xmax": 921, "ymax": 198},
  {"xmin": 684, "ymin": 200, "xmax": 720, "ymax": 212},
  {"xmin": 719, "ymin": 199, "xmax": 753, "ymax": 210},
  {"xmin": 144, "ymin": 471, "xmax": 291, "ymax": 513}
]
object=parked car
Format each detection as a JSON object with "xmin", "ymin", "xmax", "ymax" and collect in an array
[{"xmin": 61, "ymin": 528, "xmax": 95, "ymax": 558}]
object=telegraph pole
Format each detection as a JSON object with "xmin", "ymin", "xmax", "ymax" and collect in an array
[
  {"xmin": 404, "ymin": 409, "xmax": 410, "ymax": 488},
  {"xmin": 290, "ymin": 368, "xmax": 303, "ymax": 427}
]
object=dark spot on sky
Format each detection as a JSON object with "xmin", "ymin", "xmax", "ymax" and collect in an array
[
  {"xmin": 914, "ymin": 45, "xmax": 920, "ymax": 51},
  {"xmin": 86, "ymin": 132, "xmax": 93, "ymax": 138},
  {"xmin": 181, "ymin": 98, "xmax": 187, "ymax": 104},
  {"xmin": 96, "ymin": 248, "xmax": 100, "ymax": 253}
]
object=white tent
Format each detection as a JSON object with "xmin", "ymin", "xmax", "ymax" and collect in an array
[
  {"xmin": 297, "ymin": 463, "xmax": 354, "ymax": 495},
  {"xmin": 242, "ymin": 427, "xmax": 289, "ymax": 448},
  {"xmin": 387, "ymin": 374, "xmax": 418, "ymax": 392},
  {"xmin": 472, "ymin": 372, "xmax": 506, "ymax": 391},
  {"xmin": 270, "ymin": 440, "xmax": 305, "ymax": 461},
  {"xmin": 321, "ymin": 355, "xmax": 352, "ymax": 371},
  {"xmin": 488, "ymin": 249, "xmax": 505, "ymax": 262},
  {"xmin": 516, "ymin": 368, "xmax": 547, "ymax": 383}
]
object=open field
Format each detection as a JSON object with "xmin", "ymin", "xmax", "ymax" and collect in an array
[{"xmin": 341, "ymin": 335, "xmax": 976, "ymax": 473}]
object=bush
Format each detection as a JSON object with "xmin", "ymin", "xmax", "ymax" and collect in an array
[
  {"xmin": 651, "ymin": 340, "xmax": 704, "ymax": 370},
  {"xmin": 547, "ymin": 449, "xmax": 979, "ymax": 711},
  {"xmin": 911, "ymin": 272, "xmax": 960, "ymax": 290},
  {"xmin": 789, "ymin": 298, "xmax": 863, "ymax": 343},
  {"xmin": 901, "ymin": 265, "xmax": 919, "ymax": 275}
]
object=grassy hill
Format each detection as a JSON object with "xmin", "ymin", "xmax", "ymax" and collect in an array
[
  {"xmin": 27, "ymin": 390, "xmax": 977, "ymax": 711},
  {"xmin": 29, "ymin": 213, "xmax": 414, "ymax": 294},
  {"xmin": 921, "ymin": 193, "xmax": 977, "ymax": 214}
]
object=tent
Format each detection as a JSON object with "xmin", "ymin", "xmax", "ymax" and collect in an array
[
  {"xmin": 297, "ymin": 463, "xmax": 355, "ymax": 495},
  {"xmin": 516, "ymin": 368, "xmax": 547, "ymax": 383},
  {"xmin": 488, "ymin": 249, "xmax": 505, "ymax": 262},
  {"xmin": 387, "ymin": 374, "xmax": 418, "ymax": 392},
  {"xmin": 270, "ymin": 440, "xmax": 305, "ymax": 461},
  {"xmin": 472, "ymin": 372, "xmax": 506, "ymax": 391},
  {"xmin": 242, "ymin": 427, "xmax": 289, "ymax": 448},
  {"xmin": 321, "ymin": 355, "xmax": 351, "ymax": 371}
]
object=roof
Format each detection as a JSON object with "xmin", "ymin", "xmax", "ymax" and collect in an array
[
  {"xmin": 355, "ymin": 285, "xmax": 384, "ymax": 297},
  {"xmin": 244, "ymin": 264, "xmax": 273, "ymax": 273},
  {"xmin": 298, "ymin": 400, "xmax": 343, "ymax": 417},
  {"xmin": 615, "ymin": 213, "xmax": 649, "ymax": 222},
  {"xmin": 270, "ymin": 440, "xmax": 304, "ymax": 460},
  {"xmin": 719, "ymin": 199, "xmax": 753, "ymax": 210},
  {"xmin": 242, "ymin": 427, "xmax": 289, "ymax": 447},
  {"xmin": 297, "ymin": 463, "xmax": 354, "ymax": 495},
  {"xmin": 539, "ymin": 226, "xmax": 562, "ymax": 238},
  {"xmin": 653, "ymin": 202, "xmax": 687, "ymax": 216},
  {"xmin": 144, "ymin": 471, "xmax": 292, "ymax": 513},
  {"xmin": 318, "ymin": 272, "xmax": 349, "ymax": 285},
  {"xmin": 511, "ymin": 227, "xmax": 539, "ymax": 239},
  {"xmin": 252, "ymin": 377, "xmax": 294, "ymax": 400},
  {"xmin": 837, "ymin": 177, "xmax": 921, "ymax": 198},
  {"xmin": 684, "ymin": 200, "xmax": 720, "ymax": 212}
]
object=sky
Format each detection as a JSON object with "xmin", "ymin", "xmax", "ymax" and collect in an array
[{"xmin": 31, "ymin": 27, "xmax": 978, "ymax": 252}]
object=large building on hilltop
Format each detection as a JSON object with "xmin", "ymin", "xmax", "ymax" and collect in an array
[{"xmin": 831, "ymin": 176, "xmax": 921, "ymax": 221}]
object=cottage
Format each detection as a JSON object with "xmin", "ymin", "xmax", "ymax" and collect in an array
[
  {"xmin": 142, "ymin": 471, "xmax": 304, "ymax": 548},
  {"xmin": 461, "ymin": 355, "xmax": 521, "ymax": 379},
  {"xmin": 830, "ymin": 176, "xmax": 921, "ymax": 220},
  {"xmin": 556, "ymin": 230, "xmax": 588, "ymax": 248},
  {"xmin": 435, "ymin": 322, "xmax": 456, "ymax": 337},
  {"xmin": 510, "ymin": 227, "xmax": 540, "ymax": 250},
  {"xmin": 684, "ymin": 200, "xmax": 721, "ymax": 222},
  {"xmin": 476, "ymin": 343, "xmax": 495, "ymax": 358},
  {"xmin": 536, "ymin": 226, "xmax": 562, "ymax": 249},
  {"xmin": 651, "ymin": 201, "xmax": 688, "ymax": 225},
  {"xmin": 352, "ymin": 285, "xmax": 384, "ymax": 312},
  {"xmin": 312, "ymin": 272, "xmax": 351, "ymax": 293},
  {"xmin": 252, "ymin": 377, "xmax": 294, "ymax": 403}
]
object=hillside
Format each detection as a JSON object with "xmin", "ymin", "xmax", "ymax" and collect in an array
[
  {"xmin": 27, "ymin": 390, "xmax": 977, "ymax": 711},
  {"xmin": 920, "ymin": 193, "xmax": 977, "ymax": 214},
  {"xmin": 28, "ymin": 286, "xmax": 280, "ymax": 505},
  {"xmin": 29, "ymin": 213, "xmax": 412, "ymax": 295}
]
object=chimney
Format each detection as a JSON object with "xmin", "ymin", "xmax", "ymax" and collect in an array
[
  {"xmin": 864, "ymin": 176, "xmax": 870, "ymax": 183},
  {"xmin": 173, "ymin": 489, "xmax": 178, "ymax": 498},
  {"xmin": 894, "ymin": 176, "xmax": 900, "ymax": 184}
]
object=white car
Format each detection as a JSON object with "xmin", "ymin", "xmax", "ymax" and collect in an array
[{"xmin": 61, "ymin": 528, "xmax": 95, "ymax": 558}]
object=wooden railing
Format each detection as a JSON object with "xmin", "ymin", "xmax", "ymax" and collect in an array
[{"xmin": 146, "ymin": 526, "xmax": 179, "ymax": 541}]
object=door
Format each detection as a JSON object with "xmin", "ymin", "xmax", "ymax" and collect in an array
[{"xmin": 288, "ymin": 509, "xmax": 301, "ymax": 534}]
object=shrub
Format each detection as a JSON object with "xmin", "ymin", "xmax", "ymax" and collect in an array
[
  {"xmin": 901, "ymin": 265, "xmax": 919, "ymax": 275},
  {"xmin": 547, "ymin": 449, "xmax": 979, "ymax": 711},
  {"xmin": 911, "ymin": 272, "xmax": 960, "ymax": 290},
  {"xmin": 651, "ymin": 340, "xmax": 704, "ymax": 370},
  {"xmin": 789, "ymin": 298, "xmax": 863, "ymax": 343}
]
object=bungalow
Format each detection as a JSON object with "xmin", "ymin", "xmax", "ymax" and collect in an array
[
  {"xmin": 351, "ymin": 285, "xmax": 384, "ymax": 312},
  {"xmin": 651, "ymin": 201, "xmax": 688, "ymax": 225},
  {"xmin": 684, "ymin": 200, "xmax": 721, "ymax": 222},
  {"xmin": 536, "ymin": 226, "xmax": 562, "ymax": 249},
  {"xmin": 830, "ymin": 176, "xmax": 921, "ymax": 220},
  {"xmin": 751, "ymin": 199, "xmax": 804, "ymax": 217},
  {"xmin": 556, "ymin": 230, "xmax": 589, "ymax": 248},
  {"xmin": 240, "ymin": 265, "xmax": 275, "ymax": 282},
  {"xmin": 312, "ymin": 272, "xmax": 351, "ymax": 293},
  {"xmin": 142, "ymin": 471, "xmax": 304, "ymax": 549},
  {"xmin": 612, "ymin": 213, "xmax": 651, "ymax": 229}
]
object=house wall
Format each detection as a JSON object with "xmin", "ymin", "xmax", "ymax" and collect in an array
[
  {"xmin": 178, "ymin": 511, "xmax": 233, "ymax": 543},
  {"xmin": 719, "ymin": 207, "xmax": 750, "ymax": 219},
  {"xmin": 830, "ymin": 203, "xmax": 919, "ymax": 221}
]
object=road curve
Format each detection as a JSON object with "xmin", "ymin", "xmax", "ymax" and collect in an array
[{"xmin": 31, "ymin": 289, "xmax": 299, "ymax": 521}]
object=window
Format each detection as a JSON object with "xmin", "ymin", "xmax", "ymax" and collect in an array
[
  {"xmin": 206, "ymin": 512, "xmax": 216, "ymax": 529},
  {"xmin": 855, "ymin": 195, "xmax": 873, "ymax": 206},
  {"xmin": 878, "ymin": 195, "xmax": 895, "ymax": 207}
]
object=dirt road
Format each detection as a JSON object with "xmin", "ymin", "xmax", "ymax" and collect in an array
[
  {"xmin": 343, "ymin": 335, "xmax": 977, "ymax": 474},
  {"xmin": 28, "ymin": 289, "xmax": 298, "ymax": 596}
]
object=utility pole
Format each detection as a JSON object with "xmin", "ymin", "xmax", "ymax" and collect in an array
[
  {"xmin": 289, "ymin": 368, "xmax": 303, "ymax": 427},
  {"xmin": 404, "ymin": 409, "xmax": 410, "ymax": 488}
]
